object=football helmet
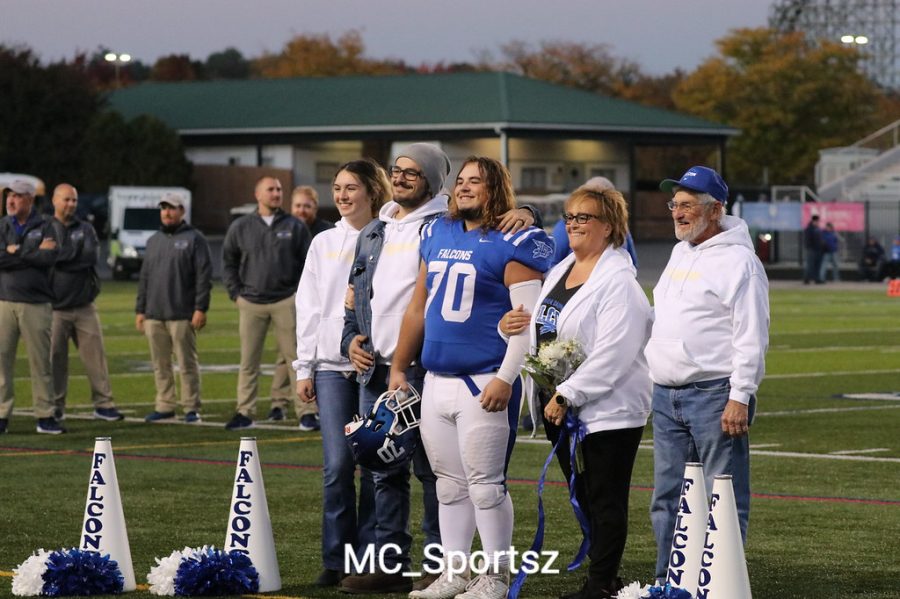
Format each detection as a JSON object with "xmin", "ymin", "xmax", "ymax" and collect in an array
[{"xmin": 345, "ymin": 385, "xmax": 422, "ymax": 471}]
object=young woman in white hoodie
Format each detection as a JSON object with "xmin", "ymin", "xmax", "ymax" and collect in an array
[
  {"xmin": 504, "ymin": 187, "xmax": 652, "ymax": 599},
  {"xmin": 293, "ymin": 159, "xmax": 392, "ymax": 587}
]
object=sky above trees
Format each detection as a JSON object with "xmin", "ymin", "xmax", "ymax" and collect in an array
[{"xmin": 0, "ymin": 0, "xmax": 772, "ymax": 75}]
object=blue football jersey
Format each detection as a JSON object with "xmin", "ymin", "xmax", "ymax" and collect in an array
[{"xmin": 418, "ymin": 217, "xmax": 553, "ymax": 375}]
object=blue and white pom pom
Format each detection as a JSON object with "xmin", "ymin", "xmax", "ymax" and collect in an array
[
  {"xmin": 12, "ymin": 548, "xmax": 124, "ymax": 596},
  {"xmin": 147, "ymin": 546, "xmax": 259, "ymax": 596},
  {"xmin": 615, "ymin": 580, "xmax": 651, "ymax": 599}
]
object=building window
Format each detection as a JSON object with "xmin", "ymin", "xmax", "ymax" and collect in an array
[
  {"xmin": 316, "ymin": 162, "xmax": 339, "ymax": 183},
  {"xmin": 521, "ymin": 167, "xmax": 547, "ymax": 190}
]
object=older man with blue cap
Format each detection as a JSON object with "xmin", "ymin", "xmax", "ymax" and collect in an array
[{"xmin": 646, "ymin": 166, "xmax": 770, "ymax": 583}]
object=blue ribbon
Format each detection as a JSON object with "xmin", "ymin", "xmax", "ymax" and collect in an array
[{"xmin": 508, "ymin": 411, "xmax": 591, "ymax": 599}]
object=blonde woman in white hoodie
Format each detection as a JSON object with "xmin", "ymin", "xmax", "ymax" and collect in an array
[
  {"xmin": 293, "ymin": 159, "xmax": 391, "ymax": 588},
  {"xmin": 503, "ymin": 188, "xmax": 652, "ymax": 599}
]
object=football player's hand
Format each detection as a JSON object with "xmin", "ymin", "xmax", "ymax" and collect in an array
[
  {"xmin": 721, "ymin": 400, "xmax": 750, "ymax": 438},
  {"xmin": 348, "ymin": 335, "xmax": 374, "ymax": 373},
  {"xmin": 544, "ymin": 394, "xmax": 568, "ymax": 426},
  {"xmin": 296, "ymin": 378, "xmax": 316, "ymax": 403},
  {"xmin": 500, "ymin": 305, "xmax": 530, "ymax": 336},
  {"xmin": 190, "ymin": 310, "xmax": 206, "ymax": 331},
  {"xmin": 344, "ymin": 284, "xmax": 355, "ymax": 311},
  {"xmin": 497, "ymin": 208, "xmax": 535, "ymax": 233},
  {"xmin": 389, "ymin": 369, "xmax": 409, "ymax": 393},
  {"xmin": 480, "ymin": 377, "xmax": 512, "ymax": 412}
]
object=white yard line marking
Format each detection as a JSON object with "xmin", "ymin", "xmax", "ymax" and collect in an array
[
  {"xmin": 830, "ymin": 448, "xmax": 890, "ymax": 455},
  {"xmin": 749, "ymin": 443, "xmax": 782, "ymax": 449},
  {"xmin": 842, "ymin": 393, "xmax": 900, "ymax": 401},
  {"xmin": 757, "ymin": 405, "xmax": 900, "ymax": 416},
  {"xmin": 766, "ymin": 369, "xmax": 900, "ymax": 379},
  {"xmin": 769, "ymin": 345, "xmax": 900, "ymax": 353}
]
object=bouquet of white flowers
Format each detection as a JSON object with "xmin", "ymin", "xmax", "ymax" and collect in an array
[{"xmin": 524, "ymin": 337, "xmax": 585, "ymax": 393}]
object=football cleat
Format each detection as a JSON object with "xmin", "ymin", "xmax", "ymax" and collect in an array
[{"xmin": 345, "ymin": 385, "xmax": 422, "ymax": 471}]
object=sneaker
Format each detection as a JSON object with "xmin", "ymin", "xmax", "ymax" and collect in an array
[
  {"xmin": 411, "ymin": 572, "xmax": 441, "ymax": 592},
  {"xmin": 225, "ymin": 413, "xmax": 253, "ymax": 430},
  {"xmin": 409, "ymin": 570, "xmax": 469, "ymax": 598},
  {"xmin": 339, "ymin": 571, "xmax": 412, "ymax": 594},
  {"xmin": 36, "ymin": 417, "xmax": 66, "ymax": 435},
  {"xmin": 94, "ymin": 407, "xmax": 125, "ymax": 421},
  {"xmin": 298, "ymin": 413, "xmax": 321, "ymax": 432},
  {"xmin": 455, "ymin": 572, "xmax": 509, "ymax": 599},
  {"xmin": 184, "ymin": 411, "xmax": 201, "ymax": 423},
  {"xmin": 315, "ymin": 569, "xmax": 347, "ymax": 587},
  {"xmin": 0, "ymin": 418, "xmax": 8, "ymax": 434},
  {"xmin": 144, "ymin": 410, "xmax": 176, "ymax": 422},
  {"xmin": 267, "ymin": 407, "xmax": 285, "ymax": 421},
  {"xmin": 560, "ymin": 577, "xmax": 624, "ymax": 599}
]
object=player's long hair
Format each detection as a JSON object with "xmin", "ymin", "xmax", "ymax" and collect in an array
[
  {"xmin": 449, "ymin": 156, "xmax": 515, "ymax": 230},
  {"xmin": 335, "ymin": 158, "xmax": 392, "ymax": 218},
  {"xmin": 565, "ymin": 188, "xmax": 629, "ymax": 248}
]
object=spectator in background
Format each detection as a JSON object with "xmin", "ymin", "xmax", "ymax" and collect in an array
[
  {"xmin": 222, "ymin": 176, "xmax": 312, "ymax": 430},
  {"xmin": 49, "ymin": 183, "xmax": 123, "ymax": 422},
  {"xmin": 819, "ymin": 222, "xmax": 841, "ymax": 282},
  {"xmin": 803, "ymin": 214, "xmax": 825, "ymax": 284},
  {"xmin": 887, "ymin": 235, "xmax": 900, "ymax": 279},
  {"xmin": 291, "ymin": 185, "xmax": 334, "ymax": 237},
  {"xmin": 0, "ymin": 180, "xmax": 61, "ymax": 434},
  {"xmin": 858, "ymin": 237, "xmax": 886, "ymax": 282},
  {"xmin": 137, "ymin": 192, "xmax": 212, "ymax": 423}
]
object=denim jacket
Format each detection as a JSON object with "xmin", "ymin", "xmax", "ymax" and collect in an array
[{"xmin": 341, "ymin": 218, "xmax": 387, "ymax": 387}]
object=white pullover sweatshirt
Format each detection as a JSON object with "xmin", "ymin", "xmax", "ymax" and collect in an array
[{"xmin": 645, "ymin": 215, "xmax": 770, "ymax": 404}]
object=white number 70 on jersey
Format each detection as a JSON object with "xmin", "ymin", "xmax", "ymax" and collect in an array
[{"xmin": 425, "ymin": 260, "xmax": 477, "ymax": 323}]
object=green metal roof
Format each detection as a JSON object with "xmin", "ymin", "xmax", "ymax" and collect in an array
[{"xmin": 109, "ymin": 72, "xmax": 735, "ymax": 137}]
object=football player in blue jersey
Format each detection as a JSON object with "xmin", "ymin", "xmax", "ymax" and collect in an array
[{"xmin": 390, "ymin": 157, "xmax": 553, "ymax": 599}]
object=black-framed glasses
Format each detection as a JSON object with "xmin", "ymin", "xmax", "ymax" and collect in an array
[
  {"xmin": 562, "ymin": 212, "xmax": 602, "ymax": 225},
  {"xmin": 389, "ymin": 166, "xmax": 425, "ymax": 182},
  {"xmin": 666, "ymin": 200, "xmax": 704, "ymax": 212}
]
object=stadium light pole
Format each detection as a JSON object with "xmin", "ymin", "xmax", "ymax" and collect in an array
[{"xmin": 104, "ymin": 52, "xmax": 132, "ymax": 88}]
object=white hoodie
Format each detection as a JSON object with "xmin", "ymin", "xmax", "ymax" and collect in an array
[
  {"xmin": 293, "ymin": 218, "xmax": 361, "ymax": 379},
  {"xmin": 370, "ymin": 195, "xmax": 448, "ymax": 364},
  {"xmin": 645, "ymin": 215, "xmax": 770, "ymax": 404},
  {"xmin": 528, "ymin": 246, "xmax": 652, "ymax": 434}
]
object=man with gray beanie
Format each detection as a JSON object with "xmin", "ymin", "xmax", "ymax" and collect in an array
[{"xmin": 337, "ymin": 144, "xmax": 539, "ymax": 593}]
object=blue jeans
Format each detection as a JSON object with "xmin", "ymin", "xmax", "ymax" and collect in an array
[
  {"xmin": 649, "ymin": 378, "xmax": 755, "ymax": 580},
  {"xmin": 316, "ymin": 370, "xmax": 376, "ymax": 571},
  {"xmin": 819, "ymin": 251, "xmax": 840, "ymax": 281},
  {"xmin": 359, "ymin": 365, "xmax": 440, "ymax": 570}
]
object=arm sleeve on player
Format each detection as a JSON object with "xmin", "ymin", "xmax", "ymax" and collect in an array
[{"xmin": 496, "ymin": 279, "xmax": 542, "ymax": 384}]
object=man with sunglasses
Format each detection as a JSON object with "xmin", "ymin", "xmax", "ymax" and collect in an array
[
  {"xmin": 646, "ymin": 166, "xmax": 769, "ymax": 584},
  {"xmin": 339, "ymin": 144, "xmax": 539, "ymax": 594}
]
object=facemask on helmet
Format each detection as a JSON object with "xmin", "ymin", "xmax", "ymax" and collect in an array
[{"xmin": 345, "ymin": 385, "xmax": 422, "ymax": 470}]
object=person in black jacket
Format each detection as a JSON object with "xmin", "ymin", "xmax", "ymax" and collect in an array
[
  {"xmin": 136, "ymin": 192, "xmax": 212, "ymax": 423},
  {"xmin": 222, "ymin": 176, "xmax": 312, "ymax": 430},
  {"xmin": 49, "ymin": 184, "xmax": 123, "ymax": 422},
  {"xmin": 803, "ymin": 214, "xmax": 825, "ymax": 284},
  {"xmin": 0, "ymin": 180, "xmax": 62, "ymax": 434}
]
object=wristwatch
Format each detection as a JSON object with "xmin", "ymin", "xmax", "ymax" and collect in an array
[{"xmin": 555, "ymin": 393, "xmax": 568, "ymax": 407}]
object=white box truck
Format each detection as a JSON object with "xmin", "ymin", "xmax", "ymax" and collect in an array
[{"xmin": 107, "ymin": 186, "xmax": 191, "ymax": 279}]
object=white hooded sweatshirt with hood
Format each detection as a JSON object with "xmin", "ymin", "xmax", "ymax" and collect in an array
[
  {"xmin": 645, "ymin": 214, "xmax": 769, "ymax": 404},
  {"xmin": 527, "ymin": 245, "xmax": 652, "ymax": 434},
  {"xmin": 369, "ymin": 194, "xmax": 448, "ymax": 364},
  {"xmin": 293, "ymin": 218, "xmax": 361, "ymax": 379}
]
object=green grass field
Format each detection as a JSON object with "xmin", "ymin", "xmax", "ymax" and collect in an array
[{"xmin": 1, "ymin": 282, "xmax": 898, "ymax": 598}]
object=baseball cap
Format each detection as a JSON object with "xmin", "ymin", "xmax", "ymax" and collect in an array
[
  {"xmin": 159, "ymin": 192, "xmax": 185, "ymax": 209},
  {"xmin": 660, "ymin": 166, "xmax": 728, "ymax": 204},
  {"xmin": 3, "ymin": 180, "xmax": 36, "ymax": 196}
]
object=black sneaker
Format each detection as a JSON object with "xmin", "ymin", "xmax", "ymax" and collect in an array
[
  {"xmin": 225, "ymin": 413, "xmax": 253, "ymax": 430},
  {"xmin": 315, "ymin": 569, "xmax": 347, "ymax": 587},
  {"xmin": 184, "ymin": 411, "xmax": 201, "ymax": 423},
  {"xmin": 36, "ymin": 417, "xmax": 66, "ymax": 435},
  {"xmin": 298, "ymin": 414, "xmax": 321, "ymax": 432},
  {"xmin": 0, "ymin": 418, "xmax": 8, "ymax": 434},
  {"xmin": 94, "ymin": 407, "xmax": 125, "ymax": 421},
  {"xmin": 144, "ymin": 410, "xmax": 176, "ymax": 422},
  {"xmin": 267, "ymin": 407, "xmax": 285, "ymax": 421}
]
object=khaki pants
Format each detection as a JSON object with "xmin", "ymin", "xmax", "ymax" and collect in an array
[
  {"xmin": 236, "ymin": 295, "xmax": 313, "ymax": 418},
  {"xmin": 51, "ymin": 303, "xmax": 115, "ymax": 411},
  {"xmin": 0, "ymin": 300, "xmax": 55, "ymax": 419},
  {"xmin": 144, "ymin": 319, "xmax": 201, "ymax": 413}
]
